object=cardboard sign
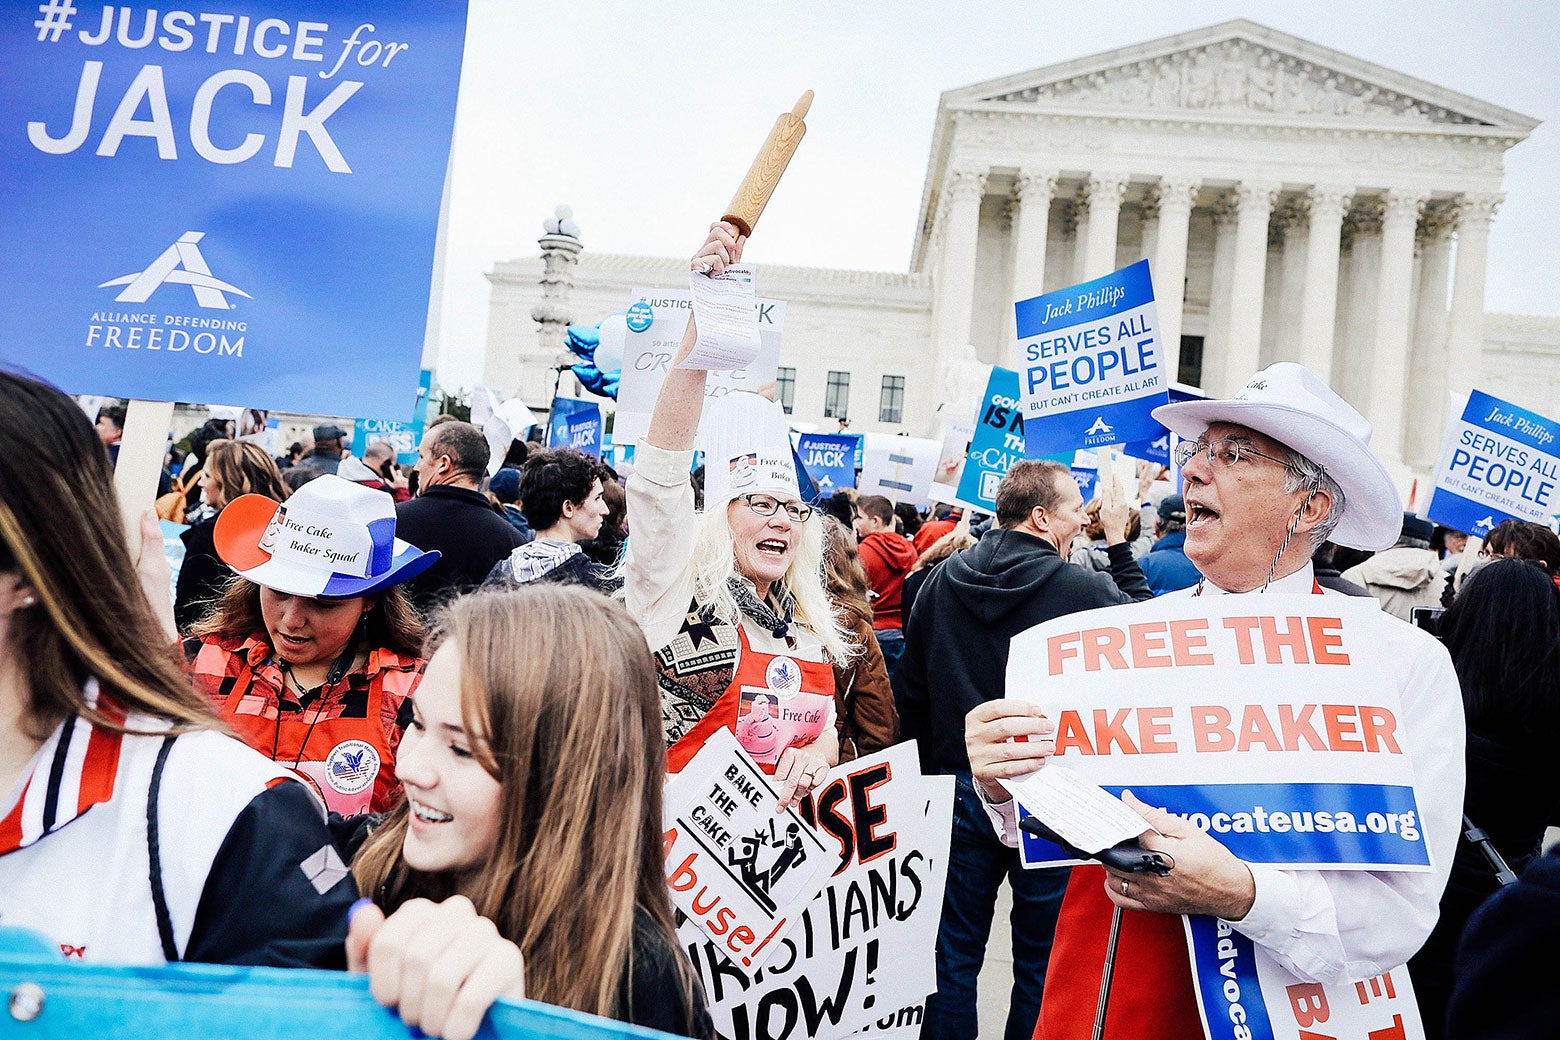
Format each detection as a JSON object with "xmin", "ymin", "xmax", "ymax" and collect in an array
[
  {"xmin": 1005, "ymin": 595, "xmax": 1429, "ymax": 872},
  {"xmin": 0, "ymin": 2, "xmax": 467, "ymax": 418},
  {"xmin": 796, "ymin": 433, "xmax": 859, "ymax": 499},
  {"xmin": 1426, "ymin": 389, "xmax": 1559, "ymax": 536},
  {"xmin": 616, "ymin": 290, "xmax": 784, "ymax": 445},
  {"xmin": 678, "ymin": 743, "xmax": 954, "ymax": 1040},
  {"xmin": 663, "ymin": 730, "xmax": 831, "ymax": 972},
  {"xmin": 858, "ymin": 435, "xmax": 940, "ymax": 507},
  {"xmin": 1016, "ymin": 260, "xmax": 1168, "ymax": 456}
]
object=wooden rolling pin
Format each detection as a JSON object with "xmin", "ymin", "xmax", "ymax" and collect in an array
[{"xmin": 721, "ymin": 91, "xmax": 813, "ymax": 238}]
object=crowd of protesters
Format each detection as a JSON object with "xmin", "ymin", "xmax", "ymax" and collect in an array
[{"xmin": 3, "ymin": 225, "xmax": 1558, "ymax": 1040}]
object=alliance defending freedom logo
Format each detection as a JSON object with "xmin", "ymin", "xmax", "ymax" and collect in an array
[{"xmin": 99, "ymin": 231, "xmax": 251, "ymax": 309}]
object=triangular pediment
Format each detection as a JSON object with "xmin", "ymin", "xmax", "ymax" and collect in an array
[{"xmin": 948, "ymin": 20, "xmax": 1538, "ymax": 131}]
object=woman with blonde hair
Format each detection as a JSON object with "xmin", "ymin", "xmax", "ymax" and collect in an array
[
  {"xmin": 0, "ymin": 370, "xmax": 355, "ymax": 966},
  {"xmin": 625, "ymin": 222, "xmax": 849, "ymax": 807},
  {"xmin": 347, "ymin": 586, "xmax": 711, "ymax": 1040},
  {"xmin": 175, "ymin": 437, "xmax": 290, "ymax": 632},
  {"xmin": 821, "ymin": 516, "xmax": 898, "ymax": 760}
]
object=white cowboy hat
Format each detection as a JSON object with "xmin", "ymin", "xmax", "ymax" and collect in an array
[
  {"xmin": 1152, "ymin": 363, "xmax": 1402, "ymax": 551},
  {"xmin": 215, "ymin": 474, "xmax": 439, "ymax": 598}
]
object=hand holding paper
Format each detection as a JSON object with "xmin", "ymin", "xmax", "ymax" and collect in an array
[
  {"xmin": 1001, "ymin": 764, "xmax": 1152, "ymax": 855},
  {"xmin": 683, "ymin": 262, "xmax": 763, "ymax": 371}
]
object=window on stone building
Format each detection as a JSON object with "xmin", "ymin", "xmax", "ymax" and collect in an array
[
  {"xmin": 824, "ymin": 371, "xmax": 850, "ymax": 419},
  {"xmin": 1178, "ymin": 336, "xmax": 1205, "ymax": 388},
  {"xmin": 777, "ymin": 367, "xmax": 796, "ymax": 414},
  {"xmin": 879, "ymin": 375, "xmax": 905, "ymax": 424}
]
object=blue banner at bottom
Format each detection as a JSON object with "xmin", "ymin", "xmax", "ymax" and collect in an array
[
  {"xmin": 0, "ymin": 927, "xmax": 675, "ymax": 1040},
  {"xmin": 1025, "ymin": 395, "xmax": 1167, "ymax": 457},
  {"xmin": 1019, "ymin": 782, "xmax": 1429, "ymax": 868},
  {"xmin": 1187, "ymin": 915, "xmax": 1276, "ymax": 1040}
]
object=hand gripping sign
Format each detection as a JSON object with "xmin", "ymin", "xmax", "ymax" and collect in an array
[{"xmin": 1005, "ymin": 594, "xmax": 1444, "ymax": 1040}]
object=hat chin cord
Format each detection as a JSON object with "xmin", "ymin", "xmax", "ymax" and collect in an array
[{"xmin": 1261, "ymin": 485, "xmax": 1321, "ymax": 593}]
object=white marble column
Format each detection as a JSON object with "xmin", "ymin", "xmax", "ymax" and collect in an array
[
  {"xmin": 1298, "ymin": 185, "xmax": 1351, "ymax": 384},
  {"xmin": 1277, "ymin": 198, "xmax": 1309, "ymax": 363},
  {"xmin": 1446, "ymin": 192, "xmax": 1503, "ymax": 402},
  {"xmin": 1081, "ymin": 172, "xmax": 1129, "ymax": 279},
  {"xmin": 1070, "ymin": 184, "xmax": 1091, "ymax": 284},
  {"xmin": 1222, "ymin": 181, "xmax": 1279, "ymax": 394},
  {"xmin": 1004, "ymin": 170, "xmax": 1058, "ymax": 347},
  {"xmin": 1138, "ymin": 190, "xmax": 1160, "ymax": 268},
  {"xmin": 1367, "ymin": 190, "xmax": 1427, "ymax": 466},
  {"xmin": 1405, "ymin": 207, "xmax": 1454, "ymax": 471},
  {"xmin": 1151, "ymin": 177, "xmax": 1198, "ymax": 384},
  {"xmin": 1203, "ymin": 193, "xmax": 1238, "ymax": 389},
  {"xmin": 931, "ymin": 167, "xmax": 987, "ymax": 369}
]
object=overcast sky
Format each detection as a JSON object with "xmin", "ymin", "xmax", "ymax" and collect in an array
[{"xmin": 431, "ymin": 0, "xmax": 1559, "ymax": 389}]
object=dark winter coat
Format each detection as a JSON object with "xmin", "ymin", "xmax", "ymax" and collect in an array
[{"xmin": 898, "ymin": 527, "xmax": 1150, "ymax": 773}]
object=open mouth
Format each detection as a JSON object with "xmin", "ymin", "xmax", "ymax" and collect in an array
[
  {"xmin": 276, "ymin": 633, "xmax": 312, "ymax": 652},
  {"xmin": 410, "ymin": 798, "xmax": 453, "ymax": 824},
  {"xmin": 1187, "ymin": 502, "xmax": 1221, "ymax": 529},
  {"xmin": 755, "ymin": 538, "xmax": 789, "ymax": 559}
]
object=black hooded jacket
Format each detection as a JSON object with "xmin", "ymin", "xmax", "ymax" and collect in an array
[{"xmin": 898, "ymin": 526, "xmax": 1151, "ymax": 773}]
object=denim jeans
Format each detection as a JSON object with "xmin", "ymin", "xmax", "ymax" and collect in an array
[
  {"xmin": 921, "ymin": 771, "xmax": 1070, "ymax": 1040},
  {"xmin": 876, "ymin": 626, "xmax": 905, "ymax": 684}
]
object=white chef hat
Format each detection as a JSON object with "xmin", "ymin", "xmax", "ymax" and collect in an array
[{"xmin": 698, "ymin": 391, "xmax": 800, "ymax": 509}]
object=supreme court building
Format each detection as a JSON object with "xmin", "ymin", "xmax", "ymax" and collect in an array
[{"xmin": 483, "ymin": 20, "xmax": 1556, "ymax": 491}]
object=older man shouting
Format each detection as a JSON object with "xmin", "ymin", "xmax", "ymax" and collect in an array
[{"xmin": 966, "ymin": 363, "xmax": 1464, "ymax": 1040}]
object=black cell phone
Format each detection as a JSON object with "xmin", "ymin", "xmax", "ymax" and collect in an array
[
  {"xmin": 1411, "ymin": 606, "xmax": 1444, "ymax": 638},
  {"xmin": 1019, "ymin": 814, "xmax": 1174, "ymax": 876}
]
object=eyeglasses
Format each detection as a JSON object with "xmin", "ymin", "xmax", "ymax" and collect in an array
[
  {"xmin": 1476, "ymin": 548, "xmax": 1500, "ymax": 560},
  {"xmin": 1174, "ymin": 436, "xmax": 1303, "ymax": 474},
  {"xmin": 740, "ymin": 494, "xmax": 813, "ymax": 523}
]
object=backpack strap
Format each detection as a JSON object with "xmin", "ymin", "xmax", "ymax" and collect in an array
[{"xmin": 147, "ymin": 734, "xmax": 180, "ymax": 962}]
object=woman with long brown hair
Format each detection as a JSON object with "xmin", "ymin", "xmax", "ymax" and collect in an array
[
  {"xmin": 187, "ymin": 474, "xmax": 435, "ymax": 817},
  {"xmin": 175, "ymin": 437, "xmax": 290, "ymax": 632},
  {"xmin": 346, "ymin": 585, "xmax": 711, "ymax": 1039},
  {"xmin": 0, "ymin": 369, "xmax": 355, "ymax": 966},
  {"xmin": 820, "ymin": 516, "xmax": 898, "ymax": 759}
]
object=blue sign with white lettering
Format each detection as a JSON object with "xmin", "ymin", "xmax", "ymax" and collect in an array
[
  {"xmin": 1426, "ymin": 389, "xmax": 1560, "ymax": 537},
  {"xmin": 957, "ymin": 367, "xmax": 1026, "ymax": 512},
  {"xmin": 796, "ymin": 432, "xmax": 857, "ymax": 500},
  {"xmin": 548, "ymin": 397, "xmax": 601, "ymax": 458},
  {"xmin": 1016, "ymin": 260, "xmax": 1168, "ymax": 456},
  {"xmin": 0, "ymin": 2, "xmax": 468, "ymax": 419},
  {"xmin": 352, "ymin": 369, "xmax": 431, "ymax": 465},
  {"xmin": 1123, "ymin": 386, "xmax": 1205, "ymax": 465}
]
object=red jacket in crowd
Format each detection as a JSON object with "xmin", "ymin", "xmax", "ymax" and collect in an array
[{"xmin": 858, "ymin": 530, "xmax": 919, "ymax": 630}]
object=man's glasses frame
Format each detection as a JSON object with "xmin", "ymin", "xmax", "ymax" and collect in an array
[{"xmin": 1173, "ymin": 436, "xmax": 1304, "ymax": 475}]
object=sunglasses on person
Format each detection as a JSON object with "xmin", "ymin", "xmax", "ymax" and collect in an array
[{"xmin": 739, "ymin": 494, "xmax": 813, "ymax": 523}]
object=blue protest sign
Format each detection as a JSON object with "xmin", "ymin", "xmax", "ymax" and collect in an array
[
  {"xmin": 548, "ymin": 398, "xmax": 601, "ymax": 458},
  {"xmin": 0, "ymin": 3, "xmax": 468, "ymax": 420},
  {"xmin": 1070, "ymin": 450, "xmax": 1099, "ymax": 501},
  {"xmin": 1426, "ymin": 389, "xmax": 1559, "ymax": 537},
  {"xmin": 0, "ymin": 926, "xmax": 680, "ymax": 1040},
  {"xmin": 352, "ymin": 371, "xmax": 431, "ymax": 465},
  {"xmin": 956, "ymin": 367, "xmax": 1026, "ymax": 511},
  {"xmin": 796, "ymin": 433, "xmax": 857, "ymax": 500},
  {"xmin": 1122, "ymin": 385, "xmax": 1205, "ymax": 465},
  {"xmin": 1016, "ymin": 260, "xmax": 1168, "ymax": 456}
]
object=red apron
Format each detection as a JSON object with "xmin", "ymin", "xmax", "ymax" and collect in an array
[
  {"xmin": 668, "ymin": 628, "xmax": 835, "ymax": 774},
  {"xmin": 1035, "ymin": 580, "xmax": 1326, "ymax": 1040},
  {"xmin": 222, "ymin": 677, "xmax": 399, "ymax": 818}
]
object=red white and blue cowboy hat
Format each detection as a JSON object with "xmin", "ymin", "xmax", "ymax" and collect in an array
[{"xmin": 214, "ymin": 474, "xmax": 439, "ymax": 598}]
